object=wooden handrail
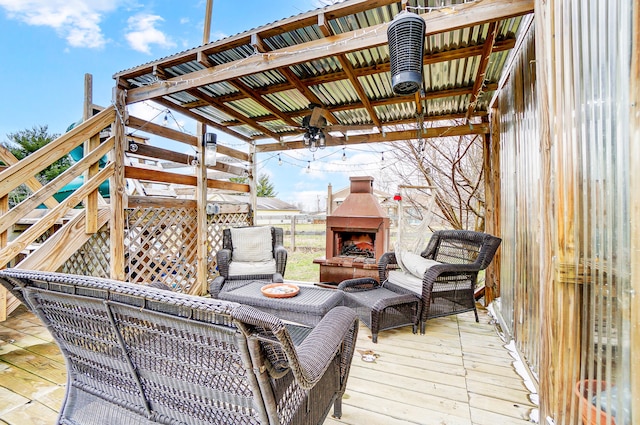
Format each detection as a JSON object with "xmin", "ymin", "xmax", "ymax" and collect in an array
[
  {"xmin": 0, "ymin": 137, "xmax": 114, "ymax": 235},
  {"xmin": 0, "ymin": 106, "xmax": 115, "ymax": 198}
]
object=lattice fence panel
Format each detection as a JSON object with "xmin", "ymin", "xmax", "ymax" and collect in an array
[
  {"xmin": 59, "ymin": 225, "xmax": 111, "ymax": 277},
  {"xmin": 125, "ymin": 207, "xmax": 198, "ymax": 293},
  {"xmin": 206, "ymin": 212, "xmax": 252, "ymax": 277}
]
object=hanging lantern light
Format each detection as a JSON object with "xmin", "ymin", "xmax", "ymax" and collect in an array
[
  {"xmin": 387, "ymin": 11, "xmax": 426, "ymax": 96},
  {"xmin": 202, "ymin": 132, "xmax": 217, "ymax": 166}
]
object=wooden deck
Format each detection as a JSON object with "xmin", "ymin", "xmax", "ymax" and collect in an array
[{"xmin": 0, "ymin": 304, "xmax": 537, "ymax": 425}]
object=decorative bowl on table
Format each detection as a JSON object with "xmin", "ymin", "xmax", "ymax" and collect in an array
[{"xmin": 261, "ymin": 283, "xmax": 300, "ymax": 298}]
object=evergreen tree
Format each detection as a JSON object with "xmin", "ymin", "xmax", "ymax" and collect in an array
[
  {"xmin": 230, "ymin": 173, "xmax": 277, "ymax": 197},
  {"xmin": 1, "ymin": 125, "xmax": 70, "ymax": 205}
]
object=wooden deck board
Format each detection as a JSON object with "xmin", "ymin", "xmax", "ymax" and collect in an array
[{"xmin": 0, "ymin": 305, "xmax": 538, "ymax": 425}]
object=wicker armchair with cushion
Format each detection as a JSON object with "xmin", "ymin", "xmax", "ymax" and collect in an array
[
  {"xmin": 210, "ymin": 226, "xmax": 287, "ymax": 297},
  {"xmin": 0, "ymin": 268, "xmax": 358, "ymax": 425},
  {"xmin": 340, "ymin": 229, "xmax": 501, "ymax": 340}
]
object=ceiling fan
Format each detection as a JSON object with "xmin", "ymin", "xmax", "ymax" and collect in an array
[{"xmin": 294, "ymin": 104, "xmax": 375, "ymax": 151}]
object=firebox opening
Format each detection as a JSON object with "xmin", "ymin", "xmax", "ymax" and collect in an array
[{"xmin": 337, "ymin": 232, "xmax": 376, "ymax": 258}]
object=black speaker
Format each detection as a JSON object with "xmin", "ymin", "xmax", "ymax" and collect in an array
[{"xmin": 387, "ymin": 11, "xmax": 425, "ymax": 96}]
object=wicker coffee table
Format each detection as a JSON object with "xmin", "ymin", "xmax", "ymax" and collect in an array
[{"xmin": 218, "ymin": 280, "xmax": 343, "ymax": 328}]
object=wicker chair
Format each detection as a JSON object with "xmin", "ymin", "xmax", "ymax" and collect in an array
[
  {"xmin": 0, "ymin": 268, "xmax": 358, "ymax": 425},
  {"xmin": 340, "ymin": 230, "xmax": 501, "ymax": 340},
  {"xmin": 210, "ymin": 226, "xmax": 287, "ymax": 297}
]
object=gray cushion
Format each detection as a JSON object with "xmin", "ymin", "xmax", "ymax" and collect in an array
[{"xmin": 230, "ymin": 226, "xmax": 273, "ymax": 262}]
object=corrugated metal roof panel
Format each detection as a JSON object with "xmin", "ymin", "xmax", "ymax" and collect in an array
[
  {"xmin": 226, "ymin": 98, "xmax": 271, "ymax": 119},
  {"xmin": 263, "ymin": 89, "xmax": 310, "ymax": 114}
]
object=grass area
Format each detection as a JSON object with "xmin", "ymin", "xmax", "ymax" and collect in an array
[
  {"xmin": 284, "ymin": 247, "xmax": 325, "ymax": 282},
  {"xmin": 281, "ymin": 228, "xmax": 325, "ymax": 282}
]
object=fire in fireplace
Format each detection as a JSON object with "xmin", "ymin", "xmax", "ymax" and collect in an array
[{"xmin": 337, "ymin": 232, "xmax": 375, "ymax": 258}]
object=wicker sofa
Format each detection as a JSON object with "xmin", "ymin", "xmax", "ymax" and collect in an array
[{"xmin": 0, "ymin": 268, "xmax": 358, "ymax": 425}]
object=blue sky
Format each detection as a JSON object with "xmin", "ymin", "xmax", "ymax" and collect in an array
[{"xmin": 0, "ymin": 0, "xmax": 396, "ymax": 210}]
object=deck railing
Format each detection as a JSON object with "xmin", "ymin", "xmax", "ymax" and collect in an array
[{"xmin": 0, "ymin": 103, "xmax": 255, "ymax": 320}]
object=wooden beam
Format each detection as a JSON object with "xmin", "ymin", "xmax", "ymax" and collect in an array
[
  {"xmin": 229, "ymin": 78, "xmax": 300, "ymax": 127},
  {"xmin": 186, "ymin": 88, "xmax": 282, "ymax": 140},
  {"xmin": 125, "ymin": 0, "xmax": 534, "ymax": 104},
  {"xmin": 256, "ymin": 122, "xmax": 489, "ymax": 152},
  {"xmin": 152, "ymin": 97, "xmax": 255, "ymax": 143},
  {"xmin": 213, "ymin": 39, "xmax": 516, "ymax": 105},
  {"xmin": 318, "ymin": 15, "xmax": 382, "ymax": 129},
  {"xmin": 466, "ymin": 21, "xmax": 499, "ymax": 121},
  {"xmin": 126, "ymin": 142, "xmax": 245, "ymax": 176},
  {"xmin": 337, "ymin": 55, "xmax": 382, "ymax": 128},
  {"xmin": 126, "ymin": 115, "xmax": 250, "ymax": 162},
  {"xmin": 114, "ymin": 0, "xmax": 400, "ymax": 80},
  {"xmin": 128, "ymin": 196, "xmax": 197, "ymax": 209},
  {"xmin": 124, "ymin": 166, "xmax": 250, "ymax": 192},
  {"xmin": 196, "ymin": 50, "xmax": 214, "ymax": 68}
]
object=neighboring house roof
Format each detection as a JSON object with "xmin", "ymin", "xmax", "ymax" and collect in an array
[{"xmin": 209, "ymin": 194, "xmax": 300, "ymax": 212}]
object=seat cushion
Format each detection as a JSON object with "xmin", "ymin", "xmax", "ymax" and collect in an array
[
  {"xmin": 230, "ymin": 226, "xmax": 273, "ymax": 262},
  {"xmin": 229, "ymin": 259, "xmax": 277, "ymax": 276},
  {"xmin": 387, "ymin": 270, "xmax": 422, "ymax": 295}
]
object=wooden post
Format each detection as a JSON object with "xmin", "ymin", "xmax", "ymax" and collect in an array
[
  {"xmin": 249, "ymin": 143, "xmax": 257, "ymax": 225},
  {"xmin": 0, "ymin": 194, "xmax": 7, "ymax": 321},
  {"xmin": 630, "ymin": 4, "xmax": 640, "ymax": 423},
  {"xmin": 484, "ymin": 109, "xmax": 501, "ymax": 303},
  {"xmin": 83, "ymin": 73, "xmax": 99, "ymax": 234},
  {"xmin": 290, "ymin": 215, "xmax": 296, "ymax": 252},
  {"xmin": 202, "ymin": 0, "xmax": 214, "ymax": 45},
  {"xmin": 195, "ymin": 124, "xmax": 208, "ymax": 295},
  {"xmin": 110, "ymin": 85, "xmax": 127, "ymax": 280}
]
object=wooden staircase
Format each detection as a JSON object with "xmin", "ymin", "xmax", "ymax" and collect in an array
[{"xmin": 0, "ymin": 107, "xmax": 116, "ymax": 320}]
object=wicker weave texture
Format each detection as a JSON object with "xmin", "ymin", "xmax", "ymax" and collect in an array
[
  {"xmin": 381, "ymin": 230, "xmax": 502, "ymax": 333},
  {"xmin": 217, "ymin": 227, "xmax": 288, "ymax": 282},
  {"xmin": 0, "ymin": 269, "xmax": 358, "ymax": 425}
]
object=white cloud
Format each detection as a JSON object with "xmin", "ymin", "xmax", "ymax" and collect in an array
[
  {"xmin": 125, "ymin": 13, "xmax": 175, "ymax": 54},
  {"xmin": 0, "ymin": 0, "xmax": 118, "ymax": 48}
]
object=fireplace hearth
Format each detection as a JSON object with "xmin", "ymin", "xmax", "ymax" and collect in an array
[{"xmin": 314, "ymin": 176, "xmax": 390, "ymax": 283}]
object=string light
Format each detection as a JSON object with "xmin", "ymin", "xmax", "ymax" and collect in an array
[
  {"xmin": 305, "ymin": 161, "xmax": 311, "ymax": 173},
  {"xmin": 381, "ymin": 152, "xmax": 385, "ymax": 162},
  {"xmin": 278, "ymin": 153, "xmax": 282, "ymax": 166},
  {"xmin": 342, "ymin": 148, "xmax": 346, "ymax": 161},
  {"xmin": 163, "ymin": 110, "xmax": 169, "ymax": 126}
]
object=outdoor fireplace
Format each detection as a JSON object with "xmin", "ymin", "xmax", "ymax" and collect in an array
[{"xmin": 314, "ymin": 176, "xmax": 390, "ymax": 283}]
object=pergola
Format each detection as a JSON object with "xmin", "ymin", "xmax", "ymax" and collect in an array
[
  {"xmin": 2, "ymin": 1, "xmax": 637, "ymax": 423},
  {"xmin": 112, "ymin": 0, "xmax": 532, "ymax": 157}
]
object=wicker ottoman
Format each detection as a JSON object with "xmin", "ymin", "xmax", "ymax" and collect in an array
[{"xmin": 339, "ymin": 277, "xmax": 420, "ymax": 343}]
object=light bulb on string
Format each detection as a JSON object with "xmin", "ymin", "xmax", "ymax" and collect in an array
[
  {"xmin": 306, "ymin": 161, "xmax": 311, "ymax": 174},
  {"xmin": 381, "ymin": 152, "xmax": 385, "ymax": 162},
  {"xmin": 278, "ymin": 153, "xmax": 283, "ymax": 166},
  {"xmin": 163, "ymin": 110, "xmax": 169, "ymax": 126},
  {"xmin": 342, "ymin": 148, "xmax": 346, "ymax": 161}
]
